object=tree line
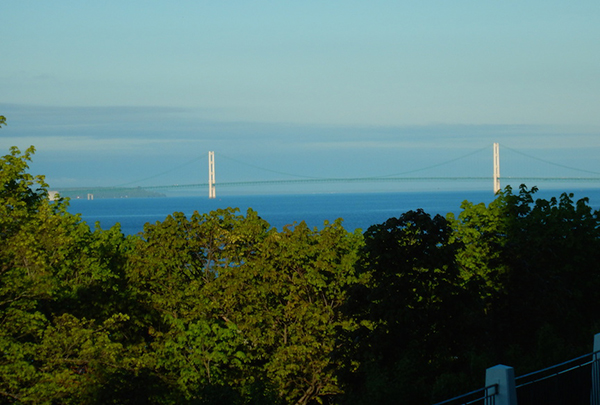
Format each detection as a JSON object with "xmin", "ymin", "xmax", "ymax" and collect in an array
[{"xmin": 2, "ymin": 141, "xmax": 600, "ymax": 404}]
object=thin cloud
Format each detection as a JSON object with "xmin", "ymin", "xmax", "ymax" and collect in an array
[{"xmin": 1, "ymin": 136, "xmax": 201, "ymax": 152}]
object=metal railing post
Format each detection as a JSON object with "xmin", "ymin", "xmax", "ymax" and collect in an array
[
  {"xmin": 592, "ymin": 334, "xmax": 600, "ymax": 405},
  {"xmin": 486, "ymin": 365, "xmax": 517, "ymax": 405}
]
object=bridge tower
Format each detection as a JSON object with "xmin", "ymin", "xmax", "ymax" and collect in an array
[
  {"xmin": 208, "ymin": 151, "xmax": 216, "ymax": 198},
  {"xmin": 493, "ymin": 143, "xmax": 500, "ymax": 193}
]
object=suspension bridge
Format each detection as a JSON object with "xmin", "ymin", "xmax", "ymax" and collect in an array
[{"xmin": 53, "ymin": 143, "xmax": 600, "ymax": 199}]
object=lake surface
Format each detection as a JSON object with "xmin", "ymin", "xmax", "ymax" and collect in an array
[{"xmin": 67, "ymin": 188, "xmax": 600, "ymax": 235}]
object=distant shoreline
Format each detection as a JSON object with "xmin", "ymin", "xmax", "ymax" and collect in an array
[{"xmin": 52, "ymin": 187, "xmax": 166, "ymax": 200}]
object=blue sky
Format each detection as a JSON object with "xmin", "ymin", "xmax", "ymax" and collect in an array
[{"xmin": 2, "ymin": 1, "xmax": 600, "ymax": 195}]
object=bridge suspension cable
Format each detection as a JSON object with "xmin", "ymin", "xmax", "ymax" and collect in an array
[
  {"xmin": 219, "ymin": 153, "xmax": 324, "ymax": 179},
  {"xmin": 114, "ymin": 154, "xmax": 207, "ymax": 187},
  {"xmin": 500, "ymin": 143, "xmax": 600, "ymax": 176},
  {"xmin": 380, "ymin": 144, "xmax": 491, "ymax": 177}
]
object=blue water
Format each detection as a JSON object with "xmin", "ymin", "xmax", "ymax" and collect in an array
[{"xmin": 67, "ymin": 189, "xmax": 600, "ymax": 236}]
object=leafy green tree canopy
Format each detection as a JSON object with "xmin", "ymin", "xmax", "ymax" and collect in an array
[{"xmin": 0, "ymin": 144, "xmax": 136, "ymax": 404}]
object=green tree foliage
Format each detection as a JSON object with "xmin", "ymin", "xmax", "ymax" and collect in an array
[
  {"xmin": 447, "ymin": 186, "xmax": 600, "ymax": 370},
  {"xmin": 0, "ymin": 146, "xmax": 133, "ymax": 404},
  {"xmin": 126, "ymin": 210, "xmax": 363, "ymax": 404},
  {"xmin": 341, "ymin": 210, "xmax": 479, "ymax": 404},
  {"xmin": 342, "ymin": 186, "xmax": 600, "ymax": 404},
  {"xmin": 124, "ymin": 208, "xmax": 270, "ymax": 402},
  {"xmin": 219, "ymin": 219, "xmax": 362, "ymax": 404}
]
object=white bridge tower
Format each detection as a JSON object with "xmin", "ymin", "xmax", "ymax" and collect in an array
[
  {"xmin": 493, "ymin": 142, "xmax": 500, "ymax": 194},
  {"xmin": 208, "ymin": 151, "xmax": 216, "ymax": 198}
]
